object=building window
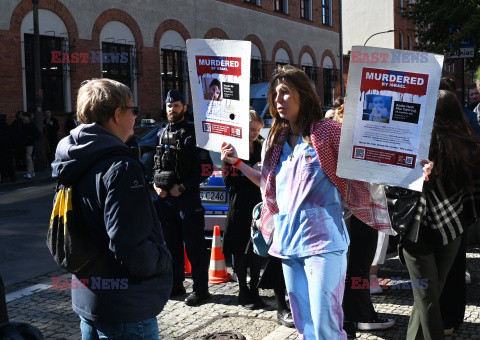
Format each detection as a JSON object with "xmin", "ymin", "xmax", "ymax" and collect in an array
[
  {"xmin": 322, "ymin": 0, "xmax": 332, "ymax": 26},
  {"xmin": 161, "ymin": 49, "xmax": 187, "ymax": 102},
  {"xmin": 244, "ymin": 0, "xmax": 260, "ymax": 4},
  {"xmin": 407, "ymin": 35, "xmax": 412, "ymax": 50},
  {"xmin": 301, "ymin": 0, "xmax": 312, "ymax": 20},
  {"xmin": 101, "ymin": 42, "xmax": 133, "ymax": 88},
  {"xmin": 275, "ymin": 0, "xmax": 288, "ymax": 14},
  {"xmin": 323, "ymin": 68, "xmax": 335, "ymax": 107},
  {"xmin": 251, "ymin": 58, "xmax": 264, "ymax": 84},
  {"xmin": 302, "ymin": 65, "xmax": 317, "ymax": 84},
  {"xmin": 24, "ymin": 34, "xmax": 65, "ymax": 112},
  {"xmin": 399, "ymin": 0, "xmax": 403, "ymax": 8},
  {"xmin": 399, "ymin": 32, "xmax": 404, "ymax": 49}
]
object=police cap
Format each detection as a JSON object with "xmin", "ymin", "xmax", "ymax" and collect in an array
[{"xmin": 165, "ymin": 90, "xmax": 185, "ymax": 104}]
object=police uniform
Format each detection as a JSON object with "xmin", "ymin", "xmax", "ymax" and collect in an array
[{"xmin": 154, "ymin": 90, "xmax": 213, "ymax": 304}]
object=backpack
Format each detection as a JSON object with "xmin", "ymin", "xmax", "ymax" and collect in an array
[{"xmin": 46, "ymin": 182, "xmax": 99, "ymax": 275}]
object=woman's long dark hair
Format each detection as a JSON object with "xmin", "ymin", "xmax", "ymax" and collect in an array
[
  {"xmin": 266, "ymin": 65, "xmax": 323, "ymax": 147},
  {"xmin": 429, "ymin": 90, "xmax": 480, "ymax": 192}
]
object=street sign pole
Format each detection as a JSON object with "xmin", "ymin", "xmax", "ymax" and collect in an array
[{"xmin": 32, "ymin": 0, "xmax": 46, "ymax": 171}]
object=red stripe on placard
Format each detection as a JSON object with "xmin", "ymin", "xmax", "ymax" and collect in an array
[
  {"xmin": 202, "ymin": 121, "xmax": 242, "ymax": 139},
  {"xmin": 360, "ymin": 67, "xmax": 428, "ymax": 97},
  {"xmin": 196, "ymin": 56, "xmax": 242, "ymax": 76},
  {"xmin": 352, "ymin": 145, "xmax": 416, "ymax": 169}
]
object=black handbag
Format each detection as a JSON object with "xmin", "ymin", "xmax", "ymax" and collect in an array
[{"xmin": 384, "ymin": 186, "xmax": 422, "ymax": 236}]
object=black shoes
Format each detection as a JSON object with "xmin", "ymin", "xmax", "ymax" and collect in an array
[
  {"xmin": 277, "ymin": 309, "xmax": 295, "ymax": 328},
  {"xmin": 238, "ymin": 289, "xmax": 255, "ymax": 310},
  {"xmin": 185, "ymin": 291, "xmax": 211, "ymax": 306},
  {"xmin": 170, "ymin": 284, "xmax": 186, "ymax": 298}
]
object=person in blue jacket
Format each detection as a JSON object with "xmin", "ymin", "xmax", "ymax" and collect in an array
[
  {"xmin": 153, "ymin": 90, "xmax": 213, "ymax": 306},
  {"xmin": 52, "ymin": 78, "xmax": 172, "ymax": 340}
]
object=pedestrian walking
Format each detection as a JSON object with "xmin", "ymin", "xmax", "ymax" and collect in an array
[
  {"xmin": 52, "ymin": 78, "xmax": 173, "ymax": 340},
  {"xmin": 22, "ymin": 112, "xmax": 38, "ymax": 179},
  {"xmin": 0, "ymin": 114, "xmax": 15, "ymax": 182},
  {"xmin": 11, "ymin": 111, "xmax": 25, "ymax": 172}
]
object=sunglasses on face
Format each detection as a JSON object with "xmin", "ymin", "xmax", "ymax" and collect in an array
[{"xmin": 126, "ymin": 106, "xmax": 139, "ymax": 116}]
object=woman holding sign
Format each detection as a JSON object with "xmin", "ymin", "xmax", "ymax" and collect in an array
[
  {"xmin": 400, "ymin": 89, "xmax": 480, "ymax": 340},
  {"xmin": 221, "ymin": 66, "xmax": 432, "ymax": 339}
]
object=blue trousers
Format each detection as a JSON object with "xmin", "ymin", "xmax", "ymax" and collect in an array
[
  {"xmin": 282, "ymin": 251, "xmax": 348, "ymax": 340},
  {"xmin": 80, "ymin": 316, "xmax": 159, "ymax": 340}
]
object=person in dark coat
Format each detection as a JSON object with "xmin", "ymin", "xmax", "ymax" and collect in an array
[
  {"xmin": 0, "ymin": 114, "xmax": 15, "ymax": 182},
  {"xmin": 43, "ymin": 110, "xmax": 59, "ymax": 164},
  {"xmin": 11, "ymin": 111, "xmax": 25, "ymax": 172},
  {"xmin": 64, "ymin": 112, "xmax": 78, "ymax": 134},
  {"xmin": 22, "ymin": 112, "xmax": 38, "ymax": 179},
  {"xmin": 222, "ymin": 109, "xmax": 264, "ymax": 309},
  {"xmin": 53, "ymin": 78, "xmax": 172, "ymax": 339}
]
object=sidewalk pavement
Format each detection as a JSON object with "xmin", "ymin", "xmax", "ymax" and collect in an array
[
  {"xmin": 0, "ymin": 169, "xmax": 56, "ymax": 191},
  {"xmin": 5, "ymin": 249, "xmax": 480, "ymax": 340}
]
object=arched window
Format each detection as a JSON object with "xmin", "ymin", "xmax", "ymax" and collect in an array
[
  {"xmin": 21, "ymin": 9, "xmax": 72, "ymax": 112},
  {"xmin": 160, "ymin": 30, "xmax": 188, "ymax": 103},
  {"xmin": 322, "ymin": 56, "xmax": 335, "ymax": 107},
  {"xmin": 100, "ymin": 21, "xmax": 138, "ymax": 104},
  {"xmin": 399, "ymin": 32, "xmax": 404, "ymax": 50},
  {"xmin": 408, "ymin": 35, "xmax": 412, "ymax": 50},
  {"xmin": 301, "ymin": 53, "xmax": 316, "ymax": 83},
  {"xmin": 275, "ymin": 48, "xmax": 290, "ymax": 68}
]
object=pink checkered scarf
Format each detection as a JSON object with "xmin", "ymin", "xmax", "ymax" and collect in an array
[{"xmin": 260, "ymin": 119, "xmax": 391, "ymax": 243}]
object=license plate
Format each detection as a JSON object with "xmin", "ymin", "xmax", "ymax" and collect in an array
[{"xmin": 200, "ymin": 190, "xmax": 226, "ymax": 203}]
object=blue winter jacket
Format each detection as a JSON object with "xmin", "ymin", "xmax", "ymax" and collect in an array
[{"xmin": 52, "ymin": 123, "xmax": 172, "ymax": 323}]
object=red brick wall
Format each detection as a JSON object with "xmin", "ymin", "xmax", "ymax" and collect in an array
[
  {"xmin": 0, "ymin": 29, "xmax": 23, "ymax": 122},
  {"xmin": 393, "ymin": 0, "xmax": 416, "ymax": 50}
]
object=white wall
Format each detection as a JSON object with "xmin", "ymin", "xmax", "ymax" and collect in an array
[{"xmin": 342, "ymin": 0, "xmax": 394, "ymax": 52}]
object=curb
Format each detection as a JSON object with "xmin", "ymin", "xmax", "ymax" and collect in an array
[{"xmin": 0, "ymin": 176, "xmax": 56, "ymax": 191}]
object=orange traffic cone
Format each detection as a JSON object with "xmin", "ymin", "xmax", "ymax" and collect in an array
[
  {"xmin": 184, "ymin": 247, "xmax": 192, "ymax": 275},
  {"xmin": 209, "ymin": 225, "xmax": 232, "ymax": 284}
]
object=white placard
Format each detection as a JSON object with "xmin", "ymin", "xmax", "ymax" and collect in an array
[
  {"xmin": 187, "ymin": 39, "xmax": 251, "ymax": 160},
  {"xmin": 337, "ymin": 46, "xmax": 444, "ymax": 192}
]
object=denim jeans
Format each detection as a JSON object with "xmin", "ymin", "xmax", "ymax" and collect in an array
[
  {"xmin": 80, "ymin": 316, "xmax": 159, "ymax": 340},
  {"xmin": 282, "ymin": 250, "xmax": 348, "ymax": 340}
]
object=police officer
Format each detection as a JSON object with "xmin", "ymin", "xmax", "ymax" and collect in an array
[{"xmin": 153, "ymin": 90, "xmax": 213, "ymax": 306}]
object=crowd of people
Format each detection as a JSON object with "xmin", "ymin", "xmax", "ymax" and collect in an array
[
  {"xmin": 0, "ymin": 110, "xmax": 77, "ymax": 182},
  {"xmin": 2, "ymin": 63, "xmax": 479, "ymax": 340}
]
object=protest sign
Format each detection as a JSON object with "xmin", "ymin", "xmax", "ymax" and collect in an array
[
  {"xmin": 187, "ymin": 39, "xmax": 251, "ymax": 160},
  {"xmin": 337, "ymin": 46, "xmax": 444, "ymax": 191}
]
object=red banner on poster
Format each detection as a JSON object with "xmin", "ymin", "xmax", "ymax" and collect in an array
[
  {"xmin": 352, "ymin": 145, "xmax": 416, "ymax": 169},
  {"xmin": 360, "ymin": 68, "xmax": 428, "ymax": 97},
  {"xmin": 202, "ymin": 121, "xmax": 242, "ymax": 139},
  {"xmin": 196, "ymin": 56, "xmax": 242, "ymax": 76}
]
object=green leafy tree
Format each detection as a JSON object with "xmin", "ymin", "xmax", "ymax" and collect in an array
[{"xmin": 402, "ymin": 0, "xmax": 480, "ymax": 69}]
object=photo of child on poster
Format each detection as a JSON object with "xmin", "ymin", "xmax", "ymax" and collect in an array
[
  {"xmin": 363, "ymin": 94, "xmax": 391, "ymax": 123},
  {"xmin": 203, "ymin": 78, "xmax": 222, "ymax": 101}
]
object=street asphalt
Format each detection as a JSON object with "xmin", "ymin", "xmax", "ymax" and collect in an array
[{"xmin": 2, "ymin": 172, "xmax": 480, "ymax": 339}]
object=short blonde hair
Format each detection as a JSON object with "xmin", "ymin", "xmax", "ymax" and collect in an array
[{"xmin": 77, "ymin": 78, "xmax": 133, "ymax": 126}]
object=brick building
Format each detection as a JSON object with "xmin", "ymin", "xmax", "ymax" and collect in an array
[
  {"xmin": 342, "ymin": 0, "xmax": 475, "ymax": 102},
  {"xmin": 0, "ymin": 0, "xmax": 342, "ymax": 129}
]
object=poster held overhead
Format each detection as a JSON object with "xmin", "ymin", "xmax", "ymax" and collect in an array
[
  {"xmin": 186, "ymin": 39, "xmax": 251, "ymax": 160},
  {"xmin": 337, "ymin": 46, "xmax": 444, "ymax": 192}
]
